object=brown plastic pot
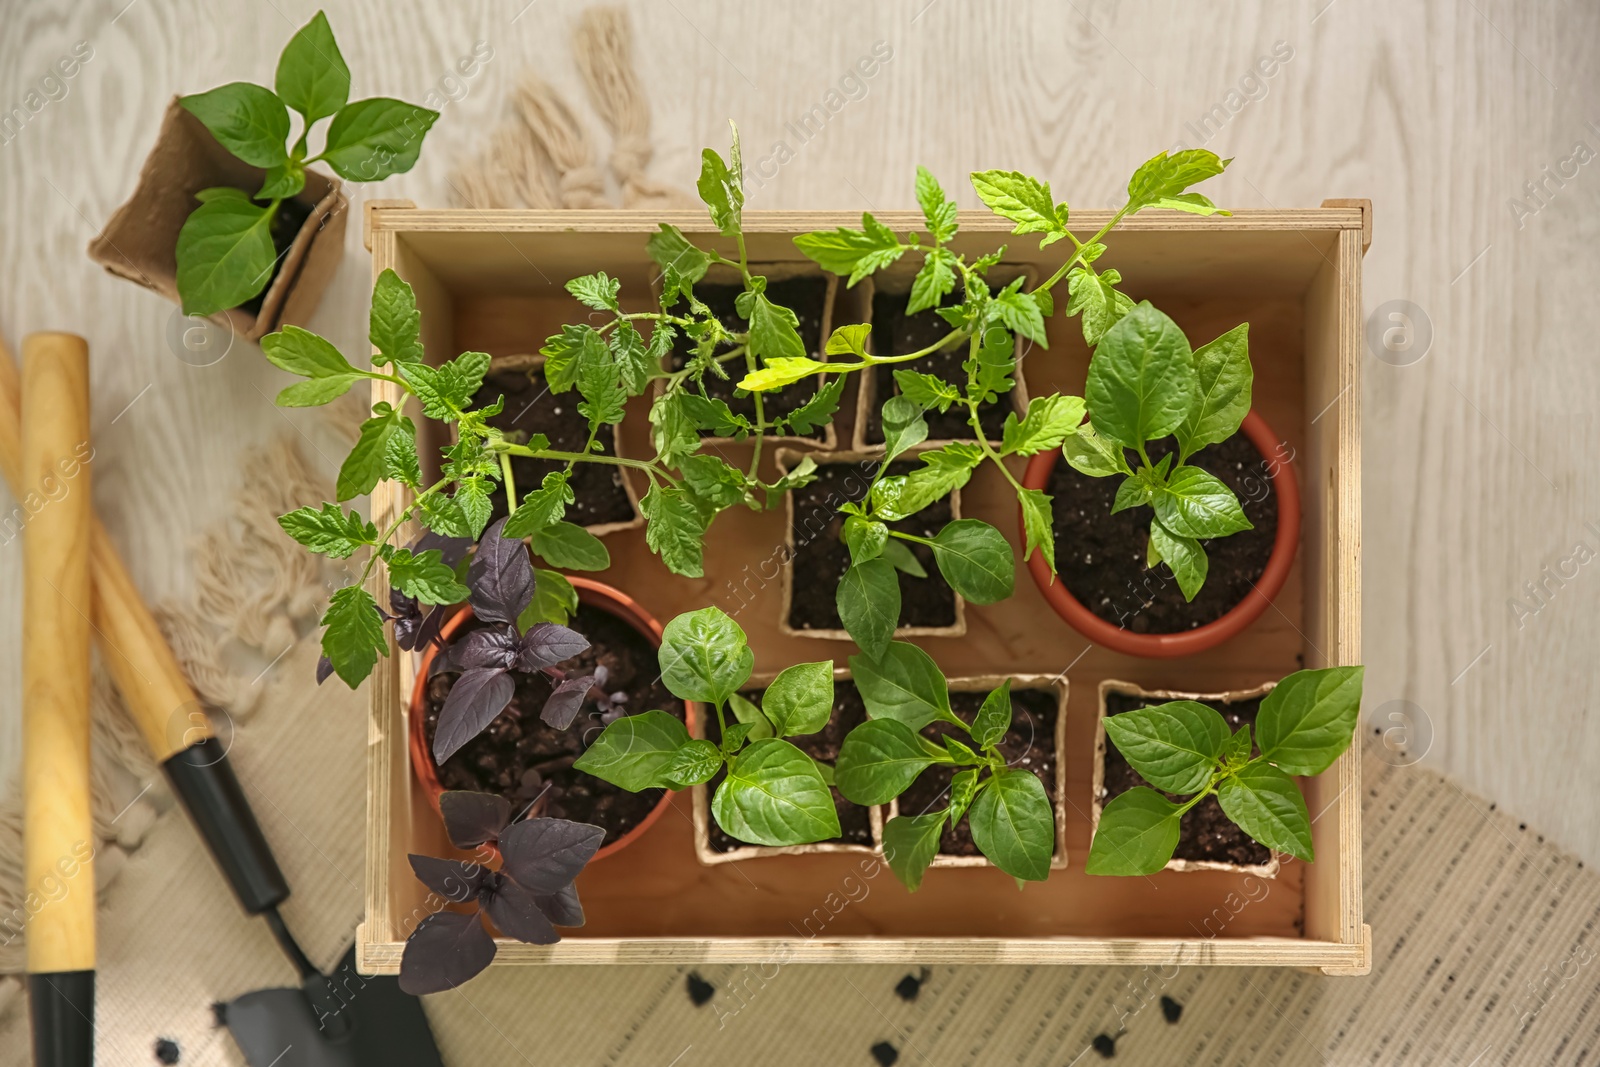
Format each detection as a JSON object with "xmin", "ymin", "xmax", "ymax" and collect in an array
[
  {"xmin": 408, "ymin": 576, "xmax": 694, "ymax": 863},
  {"xmin": 1020, "ymin": 409, "xmax": 1301, "ymax": 659}
]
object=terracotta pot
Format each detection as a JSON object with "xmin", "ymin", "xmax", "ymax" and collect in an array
[
  {"xmin": 1020, "ymin": 409, "xmax": 1301, "ymax": 658},
  {"xmin": 408, "ymin": 577, "xmax": 694, "ymax": 863}
]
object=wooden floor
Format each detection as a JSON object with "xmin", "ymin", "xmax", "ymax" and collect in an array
[{"xmin": 2, "ymin": 0, "xmax": 1598, "ymax": 879}]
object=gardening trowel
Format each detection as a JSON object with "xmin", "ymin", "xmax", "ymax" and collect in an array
[{"xmin": 0, "ymin": 333, "xmax": 445, "ymax": 1067}]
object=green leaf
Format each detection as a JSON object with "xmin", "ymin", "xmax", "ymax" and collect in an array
[
  {"xmin": 386, "ymin": 548, "xmax": 470, "ymax": 605},
  {"xmin": 1017, "ymin": 488, "xmax": 1055, "ymax": 573},
  {"xmin": 275, "ymin": 375, "xmax": 360, "ymax": 406},
  {"xmin": 908, "ymin": 249, "xmax": 957, "ymax": 315},
  {"xmin": 609, "ymin": 322, "xmax": 652, "ymax": 396},
  {"xmin": 1126, "ymin": 148, "xmax": 1229, "ymax": 212},
  {"xmin": 836, "ymin": 718, "xmax": 943, "ymax": 805},
  {"xmin": 721, "ymin": 721, "xmax": 755, "ymax": 754},
  {"xmin": 370, "ymin": 268, "xmax": 423, "ymax": 366},
  {"xmin": 1112, "ymin": 475, "xmax": 1152, "ymax": 515},
  {"xmin": 1065, "ymin": 266, "xmax": 1135, "ymax": 346},
  {"xmin": 529, "ymin": 521, "xmax": 610, "ymax": 571},
  {"xmin": 696, "ymin": 138, "xmax": 744, "ymax": 237},
  {"xmin": 793, "ymin": 214, "xmax": 906, "ymax": 285},
  {"xmin": 969, "ymin": 170, "xmax": 1062, "ymax": 241},
  {"xmin": 872, "ymin": 444, "xmax": 983, "ymax": 520},
  {"xmin": 179, "ymin": 83, "xmax": 289, "ymax": 167},
  {"xmin": 455, "ymin": 478, "xmax": 493, "ymax": 538},
  {"xmin": 274, "ymin": 10, "xmax": 349, "ymax": 123},
  {"xmin": 881, "ymin": 395, "xmax": 929, "ymax": 462},
  {"xmin": 1085, "ymin": 787, "xmax": 1182, "ymax": 876},
  {"xmin": 1061, "ymin": 424, "xmax": 1131, "ymax": 478},
  {"xmin": 1105, "ymin": 700, "xmax": 1230, "ymax": 795},
  {"xmin": 1150, "ymin": 193, "xmax": 1229, "ymax": 216},
  {"xmin": 948, "ymin": 768, "xmax": 981, "ymax": 825},
  {"xmin": 842, "ymin": 515, "xmax": 888, "ymax": 566},
  {"xmin": 1174, "ymin": 324, "xmax": 1252, "ymax": 459},
  {"xmin": 640, "ymin": 484, "xmax": 709, "ymax": 578},
  {"xmin": 1151, "ymin": 465, "xmax": 1252, "ymax": 539},
  {"xmin": 914, "ymin": 165, "xmax": 958, "ymax": 243},
  {"xmin": 893, "ymin": 370, "xmax": 960, "ymax": 413},
  {"xmin": 539, "ymin": 324, "xmax": 598, "ymax": 394},
  {"xmin": 338, "ymin": 407, "xmax": 405, "ymax": 501},
  {"xmin": 882, "ymin": 811, "xmax": 946, "ymax": 892},
  {"xmin": 256, "ymin": 161, "xmax": 305, "ymax": 200},
  {"xmin": 646, "ymin": 224, "xmax": 711, "ymax": 284},
  {"xmin": 880, "ymin": 537, "xmax": 927, "ymax": 578},
  {"xmin": 1148, "ymin": 519, "xmax": 1207, "ymax": 601},
  {"xmin": 837, "ymin": 559, "xmax": 900, "ymax": 662},
  {"xmin": 401, "ymin": 350, "xmax": 491, "ymax": 418},
  {"xmin": 849, "ymin": 642, "xmax": 953, "ymax": 730},
  {"xmin": 729, "ymin": 691, "xmax": 775, "ymax": 742},
  {"xmin": 661, "ymin": 739, "xmax": 724, "ymax": 789},
  {"xmin": 1000, "ymin": 394, "xmax": 1087, "ymax": 456},
  {"xmin": 572, "ymin": 711, "xmax": 692, "ymax": 791},
  {"xmin": 825, "ymin": 323, "xmax": 873, "ymax": 358},
  {"xmin": 972, "ymin": 680, "xmax": 1012, "ymax": 749},
  {"xmin": 321, "ymin": 585, "xmax": 386, "ymax": 687},
  {"xmin": 565, "ymin": 271, "xmax": 621, "ymax": 312},
  {"xmin": 278, "ymin": 503, "xmax": 377, "ymax": 559},
  {"xmin": 763, "ymin": 661, "xmax": 834, "ymax": 737},
  {"xmin": 929, "ymin": 519, "xmax": 1013, "ymax": 604},
  {"xmin": 1256, "ymin": 666, "xmax": 1365, "ymax": 776},
  {"xmin": 713, "ymin": 739, "xmax": 841, "ymax": 846},
  {"xmin": 967, "ymin": 319, "xmax": 1016, "ymax": 404},
  {"xmin": 659, "ymin": 606, "xmax": 753, "ymax": 706},
  {"xmin": 1223, "ymin": 725, "xmax": 1253, "ymax": 768},
  {"xmin": 943, "ymin": 735, "xmax": 978, "ymax": 763},
  {"xmin": 969, "ymin": 768, "xmax": 1054, "ymax": 881},
  {"xmin": 1086, "ymin": 302, "xmax": 1198, "ymax": 450},
  {"xmin": 175, "ymin": 191, "xmax": 278, "ymax": 315},
  {"xmin": 263, "ymin": 324, "xmax": 356, "ymax": 379},
  {"xmin": 321, "ymin": 97, "xmax": 438, "ymax": 181},
  {"xmin": 679, "ymin": 455, "xmax": 747, "ymax": 511},
  {"xmin": 740, "ymin": 292, "xmax": 807, "ymax": 363},
  {"xmin": 992, "ymin": 283, "xmax": 1048, "ymax": 347},
  {"xmin": 503, "ymin": 471, "xmax": 574, "ymax": 538},
  {"xmin": 521, "ymin": 568, "xmax": 578, "ymax": 627},
  {"xmin": 738, "ymin": 357, "xmax": 826, "ymax": 393},
  {"xmin": 1217, "ymin": 763, "xmax": 1313, "ymax": 862}
]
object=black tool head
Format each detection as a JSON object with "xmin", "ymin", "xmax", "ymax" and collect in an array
[{"xmin": 220, "ymin": 946, "xmax": 444, "ymax": 1067}]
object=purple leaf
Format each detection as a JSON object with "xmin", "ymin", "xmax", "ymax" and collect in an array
[
  {"xmin": 398, "ymin": 910, "xmax": 497, "ymax": 995},
  {"xmin": 439, "ymin": 791, "xmax": 512, "ymax": 849},
  {"xmin": 535, "ymin": 882, "xmax": 585, "ymax": 928},
  {"xmin": 433, "ymin": 668, "xmax": 515, "ymax": 764},
  {"xmin": 541, "ymin": 673, "xmax": 594, "ymax": 730},
  {"xmin": 468, "ymin": 518, "xmax": 536, "ymax": 625},
  {"xmin": 498, "ymin": 818, "xmax": 606, "ymax": 895},
  {"xmin": 515, "ymin": 623, "xmax": 590, "ymax": 672},
  {"xmin": 415, "ymin": 530, "xmax": 474, "ymax": 569},
  {"xmin": 448, "ymin": 625, "xmax": 518, "ymax": 670},
  {"xmin": 316, "ymin": 655, "xmax": 335, "ymax": 685},
  {"xmin": 480, "ymin": 873, "xmax": 559, "ymax": 945},
  {"xmin": 407, "ymin": 854, "xmax": 489, "ymax": 903}
]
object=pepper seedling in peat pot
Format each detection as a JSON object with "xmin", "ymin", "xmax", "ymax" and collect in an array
[
  {"xmin": 575, "ymin": 607, "xmax": 846, "ymax": 848},
  {"xmin": 1085, "ymin": 666, "xmax": 1364, "ymax": 876}
]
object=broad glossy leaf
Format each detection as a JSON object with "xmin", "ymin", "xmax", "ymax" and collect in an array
[
  {"xmin": 1151, "ymin": 465, "xmax": 1252, "ymax": 539},
  {"xmin": 835, "ymin": 718, "xmax": 942, "ymax": 805},
  {"xmin": 498, "ymin": 817, "xmax": 606, "ymax": 894},
  {"xmin": 849, "ymin": 642, "xmax": 953, "ymax": 730},
  {"xmin": 515, "ymin": 623, "xmax": 589, "ymax": 672},
  {"xmin": 930, "ymin": 519, "xmax": 1014, "ymax": 604},
  {"xmin": 367, "ymin": 268, "xmax": 421, "ymax": 367},
  {"xmin": 481, "ymin": 873, "xmax": 559, "ymax": 944},
  {"xmin": 968, "ymin": 768, "xmax": 1054, "ymax": 881},
  {"xmin": 1126, "ymin": 148, "xmax": 1229, "ymax": 211},
  {"xmin": 433, "ymin": 668, "xmax": 515, "ymax": 763},
  {"xmin": 843, "ymin": 515, "xmax": 889, "ymax": 566},
  {"xmin": 399, "ymin": 910, "xmax": 495, "ymax": 995},
  {"xmin": 763, "ymin": 661, "xmax": 834, "ymax": 737},
  {"xmin": 1000, "ymin": 394, "xmax": 1087, "ymax": 456},
  {"xmin": 179, "ymin": 83, "xmax": 289, "ymax": 166},
  {"xmin": 948, "ymin": 768, "xmax": 981, "ymax": 825},
  {"xmin": 439, "ymin": 790, "xmax": 510, "ymax": 848},
  {"xmin": 540, "ymin": 673, "xmax": 594, "ymax": 730},
  {"xmin": 447, "ymin": 625, "xmax": 516, "ymax": 670},
  {"xmin": 530, "ymin": 521, "xmax": 611, "ymax": 571},
  {"xmin": 971, "ymin": 680, "xmax": 1012, "ymax": 749},
  {"xmin": 969, "ymin": 170, "xmax": 1060, "ymax": 238},
  {"xmin": 469, "ymin": 518, "xmax": 536, "ymax": 624},
  {"xmin": 881, "ymin": 394, "xmax": 929, "ymax": 462},
  {"xmin": 741, "ymin": 291, "xmax": 807, "ymax": 363},
  {"xmin": 729, "ymin": 692, "xmax": 774, "ymax": 741},
  {"xmin": 1148, "ymin": 520, "xmax": 1207, "ymax": 601},
  {"xmin": 882, "ymin": 812, "xmax": 946, "ymax": 892},
  {"xmin": 659, "ymin": 607, "xmax": 753, "ymax": 706},
  {"xmin": 572, "ymin": 710, "xmax": 692, "ymax": 791},
  {"xmin": 1084, "ymin": 787, "xmax": 1182, "ymax": 876},
  {"xmin": 1017, "ymin": 488, "xmax": 1055, "ymax": 573},
  {"xmin": 1174, "ymin": 324, "xmax": 1251, "ymax": 459},
  {"xmin": 881, "ymin": 537, "xmax": 928, "ymax": 578},
  {"xmin": 1104, "ymin": 700, "xmax": 1229, "ymax": 795},
  {"xmin": 713, "ymin": 739, "xmax": 841, "ymax": 846},
  {"xmin": 408, "ymin": 854, "xmax": 487, "ymax": 903},
  {"xmin": 1061, "ymin": 424, "xmax": 1130, "ymax": 478},
  {"xmin": 321, "ymin": 97, "xmax": 439, "ymax": 181},
  {"xmin": 175, "ymin": 191, "xmax": 277, "ymax": 315},
  {"xmin": 1217, "ymin": 763, "xmax": 1313, "ymax": 861},
  {"xmin": 1255, "ymin": 667, "xmax": 1365, "ymax": 776},
  {"xmin": 837, "ymin": 560, "xmax": 900, "ymax": 663},
  {"xmin": 1085, "ymin": 302, "xmax": 1198, "ymax": 449},
  {"xmin": 534, "ymin": 882, "xmax": 585, "ymax": 927},
  {"xmin": 274, "ymin": 10, "xmax": 350, "ymax": 123},
  {"xmin": 661, "ymin": 739, "xmax": 723, "ymax": 788}
]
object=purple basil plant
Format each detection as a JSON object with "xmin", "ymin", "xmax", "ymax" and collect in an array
[{"xmin": 400, "ymin": 790, "xmax": 602, "ymax": 994}]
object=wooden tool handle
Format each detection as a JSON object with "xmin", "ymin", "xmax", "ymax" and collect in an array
[
  {"xmin": 22, "ymin": 333, "xmax": 96, "ymax": 976},
  {"xmin": 0, "ymin": 336, "xmax": 209, "ymax": 759}
]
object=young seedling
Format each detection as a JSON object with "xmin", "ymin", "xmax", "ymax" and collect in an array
[
  {"xmin": 1063, "ymin": 302, "xmax": 1255, "ymax": 600},
  {"xmin": 176, "ymin": 11, "xmax": 438, "ymax": 315},
  {"xmin": 833, "ymin": 643, "xmax": 1055, "ymax": 889},
  {"xmin": 574, "ymin": 606, "xmax": 843, "ymax": 848},
  {"xmin": 400, "ymin": 790, "xmax": 601, "ymax": 993},
  {"xmin": 1085, "ymin": 666, "xmax": 1364, "ymax": 876}
]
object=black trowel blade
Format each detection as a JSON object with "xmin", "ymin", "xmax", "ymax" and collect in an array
[{"xmin": 221, "ymin": 946, "xmax": 444, "ymax": 1067}]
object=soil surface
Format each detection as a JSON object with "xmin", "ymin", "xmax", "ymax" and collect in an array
[
  {"xmin": 423, "ymin": 602, "xmax": 686, "ymax": 848},
  {"xmin": 1100, "ymin": 691, "xmax": 1273, "ymax": 868},
  {"xmin": 668, "ymin": 276, "xmax": 830, "ymax": 438},
  {"xmin": 704, "ymin": 679, "xmax": 873, "ymax": 852},
  {"xmin": 239, "ymin": 196, "xmax": 313, "ymax": 316},
  {"xmin": 786, "ymin": 460, "xmax": 957, "ymax": 632},
  {"xmin": 896, "ymin": 688, "xmax": 1058, "ymax": 857},
  {"xmin": 1048, "ymin": 432, "xmax": 1279, "ymax": 633},
  {"xmin": 862, "ymin": 287, "xmax": 1017, "ymax": 444},
  {"xmin": 472, "ymin": 366, "xmax": 637, "ymax": 528}
]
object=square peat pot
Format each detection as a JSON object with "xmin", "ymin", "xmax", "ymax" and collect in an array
[{"xmin": 357, "ymin": 201, "xmax": 1371, "ymax": 975}]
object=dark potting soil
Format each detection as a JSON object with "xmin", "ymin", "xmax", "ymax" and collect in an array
[
  {"xmin": 704, "ymin": 679, "xmax": 873, "ymax": 852},
  {"xmin": 668, "ymin": 276, "xmax": 830, "ymax": 438},
  {"xmin": 896, "ymin": 688, "xmax": 1058, "ymax": 857},
  {"xmin": 785, "ymin": 460, "xmax": 956, "ymax": 632},
  {"xmin": 422, "ymin": 602, "xmax": 686, "ymax": 848},
  {"xmin": 862, "ymin": 287, "xmax": 1017, "ymax": 444},
  {"xmin": 238, "ymin": 196, "xmax": 314, "ymax": 316},
  {"xmin": 472, "ymin": 367, "xmax": 637, "ymax": 528},
  {"xmin": 1048, "ymin": 432, "xmax": 1279, "ymax": 633},
  {"xmin": 1101, "ymin": 690, "xmax": 1273, "ymax": 868}
]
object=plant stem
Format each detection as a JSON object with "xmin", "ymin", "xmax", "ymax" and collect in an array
[
  {"xmin": 360, "ymin": 475, "xmax": 452, "ymax": 584},
  {"xmin": 499, "ymin": 451, "xmax": 518, "ymax": 511},
  {"xmin": 494, "ymin": 441, "xmax": 680, "ymax": 488}
]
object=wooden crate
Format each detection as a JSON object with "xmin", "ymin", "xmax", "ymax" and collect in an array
[{"xmin": 357, "ymin": 202, "xmax": 1369, "ymax": 975}]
